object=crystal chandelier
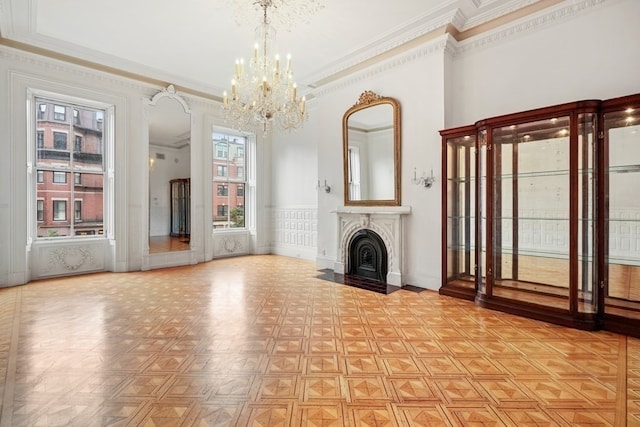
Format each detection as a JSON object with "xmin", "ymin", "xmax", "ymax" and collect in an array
[{"xmin": 222, "ymin": 0, "xmax": 312, "ymax": 134}]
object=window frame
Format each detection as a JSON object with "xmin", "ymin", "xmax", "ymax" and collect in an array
[
  {"xmin": 53, "ymin": 131, "xmax": 68, "ymax": 150},
  {"xmin": 52, "ymin": 199, "xmax": 67, "ymax": 221},
  {"xmin": 28, "ymin": 90, "xmax": 114, "ymax": 242},
  {"xmin": 36, "ymin": 199, "xmax": 44, "ymax": 222},
  {"xmin": 53, "ymin": 104, "xmax": 66, "ymax": 121},
  {"xmin": 74, "ymin": 199, "xmax": 82, "ymax": 221},
  {"xmin": 212, "ymin": 130, "xmax": 251, "ymax": 231},
  {"xmin": 52, "ymin": 171, "xmax": 67, "ymax": 184}
]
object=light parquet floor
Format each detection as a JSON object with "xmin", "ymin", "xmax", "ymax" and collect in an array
[{"xmin": 0, "ymin": 255, "xmax": 636, "ymax": 426}]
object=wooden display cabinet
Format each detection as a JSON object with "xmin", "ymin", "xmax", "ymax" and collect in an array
[{"xmin": 441, "ymin": 93, "xmax": 640, "ymax": 337}]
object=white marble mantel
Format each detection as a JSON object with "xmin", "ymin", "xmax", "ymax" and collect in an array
[{"xmin": 334, "ymin": 205, "xmax": 411, "ymax": 286}]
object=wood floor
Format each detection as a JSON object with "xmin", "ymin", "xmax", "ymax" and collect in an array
[{"xmin": 0, "ymin": 255, "xmax": 637, "ymax": 426}]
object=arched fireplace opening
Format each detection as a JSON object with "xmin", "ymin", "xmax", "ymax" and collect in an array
[{"xmin": 347, "ymin": 229, "xmax": 388, "ymax": 283}]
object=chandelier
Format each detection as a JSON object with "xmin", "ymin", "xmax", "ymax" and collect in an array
[{"xmin": 222, "ymin": 0, "xmax": 316, "ymax": 133}]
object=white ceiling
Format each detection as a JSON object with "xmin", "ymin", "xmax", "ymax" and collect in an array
[{"xmin": 0, "ymin": 0, "xmax": 538, "ymax": 99}]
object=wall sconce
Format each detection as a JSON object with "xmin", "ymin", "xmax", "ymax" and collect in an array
[
  {"xmin": 317, "ymin": 179, "xmax": 331, "ymax": 193},
  {"xmin": 149, "ymin": 157, "xmax": 155, "ymax": 170},
  {"xmin": 412, "ymin": 168, "xmax": 435, "ymax": 188}
]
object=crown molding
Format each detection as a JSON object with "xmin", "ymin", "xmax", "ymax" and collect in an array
[
  {"xmin": 462, "ymin": 0, "xmax": 539, "ymax": 30},
  {"xmin": 304, "ymin": 4, "xmax": 461, "ymax": 87},
  {"xmin": 312, "ymin": 34, "xmax": 455, "ymax": 99},
  {"xmin": 0, "ymin": 44, "xmax": 218, "ymax": 110},
  {"xmin": 456, "ymin": 0, "xmax": 608, "ymax": 54}
]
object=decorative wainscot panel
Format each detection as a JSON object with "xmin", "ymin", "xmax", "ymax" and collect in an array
[
  {"xmin": 31, "ymin": 239, "xmax": 108, "ymax": 279},
  {"xmin": 213, "ymin": 231, "xmax": 251, "ymax": 258}
]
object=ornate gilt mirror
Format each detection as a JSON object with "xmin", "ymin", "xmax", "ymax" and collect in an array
[{"xmin": 343, "ymin": 91, "xmax": 401, "ymax": 206}]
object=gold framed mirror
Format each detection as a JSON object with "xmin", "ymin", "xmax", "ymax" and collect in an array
[{"xmin": 343, "ymin": 91, "xmax": 401, "ymax": 206}]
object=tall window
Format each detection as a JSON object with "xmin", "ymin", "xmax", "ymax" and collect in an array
[
  {"xmin": 212, "ymin": 132, "xmax": 246, "ymax": 229},
  {"xmin": 35, "ymin": 96, "xmax": 106, "ymax": 238},
  {"xmin": 348, "ymin": 147, "xmax": 361, "ymax": 200}
]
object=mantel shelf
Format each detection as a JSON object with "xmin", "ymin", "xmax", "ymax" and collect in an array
[{"xmin": 335, "ymin": 206, "xmax": 411, "ymax": 215}]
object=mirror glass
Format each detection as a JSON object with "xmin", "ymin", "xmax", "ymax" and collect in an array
[
  {"xmin": 148, "ymin": 88, "xmax": 191, "ymax": 253},
  {"xmin": 343, "ymin": 91, "xmax": 400, "ymax": 206}
]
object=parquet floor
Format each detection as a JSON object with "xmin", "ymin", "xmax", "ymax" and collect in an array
[{"xmin": 0, "ymin": 255, "xmax": 637, "ymax": 426}]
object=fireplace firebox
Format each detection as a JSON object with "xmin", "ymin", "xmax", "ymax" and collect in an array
[{"xmin": 347, "ymin": 229, "xmax": 387, "ymax": 283}]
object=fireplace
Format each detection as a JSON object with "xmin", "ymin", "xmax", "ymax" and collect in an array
[
  {"xmin": 348, "ymin": 229, "xmax": 388, "ymax": 282},
  {"xmin": 334, "ymin": 206, "xmax": 411, "ymax": 286}
]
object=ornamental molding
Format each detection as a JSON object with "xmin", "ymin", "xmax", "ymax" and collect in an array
[
  {"xmin": 313, "ymin": 34, "xmax": 453, "ymax": 98},
  {"xmin": 46, "ymin": 246, "xmax": 98, "ymax": 272},
  {"xmin": 456, "ymin": 0, "xmax": 608, "ymax": 54},
  {"xmin": 0, "ymin": 45, "xmax": 214, "ymax": 109},
  {"xmin": 338, "ymin": 217, "xmax": 397, "ymax": 273},
  {"xmin": 462, "ymin": 0, "xmax": 539, "ymax": 31},
  {"xmin": 312, "ymin": 0, "xmax": 608, "ymax": 97},
  {"xmin": 306, "ymin": 7, "xmax": 461, "ymax": 87}
]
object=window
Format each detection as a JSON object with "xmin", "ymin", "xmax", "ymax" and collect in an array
[
  {"xmin": 53, "ymin": 171, "xmax": 67, "ymax": 184},
  {"xmin": 74, "ymin": 200, "xmax": 82, "ymax": 221},
  {"xmin": 37, "ymin": 200, "xmax": 44, "ymax": 221},
  {"xmin": 53, "ymin": 200, "xmax": 66, "ymax": 221},
  {"xmin": 212, "ymin": 131, "xmax": 248, "ymax": 229},
  {"xmin": 348, "ymin": 147, "xmax": 361, "ymax": 200},
  {"xmin": 38, "ymin": 104, "xmax": 46, "ymax": 120},
  {"xmin": 34, "ymin": 95, "xmax": 108, "ymax": 239},
  {"xmin": 53, "ymin": 132, "xmax": 67, "ymax": 150},
  {"xmin": 216, "ymin": 141, "xmax": 228, "ymax": 159},
  {"xmin": 54, "ymin": 105, "xmax": 66, "ymax": 121},
  {"xmin": 37, "ymin": 131, "xmax": 44, "ymax": 148}
]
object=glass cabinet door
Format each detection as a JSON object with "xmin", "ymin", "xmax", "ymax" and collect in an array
[
  {"xmin": 441, "ymin": 129, "xmax": 477, "ymax": 299},
  {"xmin": 603, "ymin": 104, "xmax": 640, "ymax": 322},
  {"xmin": 490, "ymin": 117, "xmax": 572, "ymax": 309}
]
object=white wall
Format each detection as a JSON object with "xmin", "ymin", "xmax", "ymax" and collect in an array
[
  {"xmin": 269, "ymin": 109, "xmax": 320, "ymax": 260},
  {"xmin": 308, "ymin": 38, "xmax": 449, "ymax": 288},
  {"xmin": 270, "ymin": 0, "xmax": 640, "ymax": 291},
  {"xmin": 450, "ymin": 0, "xmax": 640, "ymax": 127},
  {"xmin": 1, "ymin": 0, "xmax": 638, "ymax": 289},
  {"xmin": 0, "ymin": 45, "xmax": 270, "ymax": 285}
]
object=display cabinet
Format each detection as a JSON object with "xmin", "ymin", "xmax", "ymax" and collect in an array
[
  {"xmin": 170, "ymin": 178, "xmax": 190, "ymax": 238},
  {"xmin": 441, "ymin": 93, "xmax": 640, "ymax": 337}
]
